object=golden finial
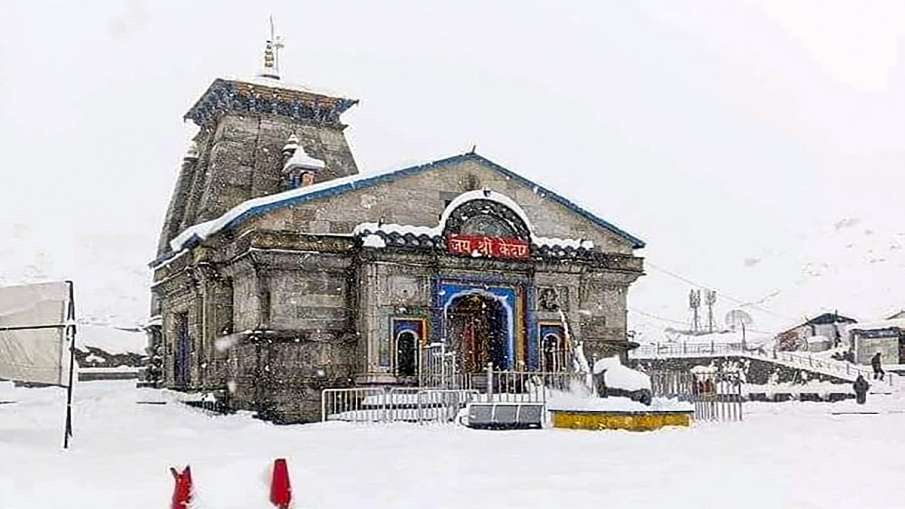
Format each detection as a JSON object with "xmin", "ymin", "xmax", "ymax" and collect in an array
[{"xmin": 259, "ymin": 16, "xmax": 284, "ymax": 80}]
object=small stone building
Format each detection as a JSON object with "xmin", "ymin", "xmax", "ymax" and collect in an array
[
  {"xmin": 148, "ymin": 57, "xmax": 646, "ymax": 423},
  {"xmin": 849, "ymin": 319, "xmax": 905, "ymax": 365},
  {"xmin": 774, "ymin": 312, "xmax": 857, "ymax": 351}
]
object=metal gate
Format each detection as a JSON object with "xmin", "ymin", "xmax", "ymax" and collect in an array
[
  {"xmin": 649, "ymin": 369, "xmax": 743, "ymax": 422},
  {"xmin": 649, "ymin": 370, "xmax": 695, "ymax": 400},
  {"xmin": 419, "ymin": 342, "xmax": 468, "ymax": 389},
  {"xmin": 691, "ymin": 371, "xmax": 743, "ymax": 422}
]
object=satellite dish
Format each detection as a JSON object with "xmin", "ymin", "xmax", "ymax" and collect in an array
[
  {"xmin": 725, "ymin": 309, "xmax": 753, "ymax": 331},
  {"xmin": 664, "ymin": 327, "xmax": 681, "ymax": 342}
]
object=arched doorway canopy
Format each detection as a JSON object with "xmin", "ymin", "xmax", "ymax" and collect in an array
[{"xmin": 439, "ymin": 190, "xmax": 533, "ymax": 241}]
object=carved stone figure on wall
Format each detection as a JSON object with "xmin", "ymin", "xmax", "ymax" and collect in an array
[{"xmin": 539, "ymin": 287, "xmax": 560, "ymax": 311}]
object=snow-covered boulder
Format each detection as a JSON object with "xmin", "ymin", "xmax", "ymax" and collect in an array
[
  {"xmin": 593, "ymin": 356, "xmax": 652, "ymax": 392},
  {"xmin": 591, "ymin": 356, "xmax": 653, "ymax": 405}
]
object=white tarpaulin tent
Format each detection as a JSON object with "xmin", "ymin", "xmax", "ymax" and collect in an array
[{"xmin": 0, "ymin": 281, "xmax": 71, "ymax": 386}]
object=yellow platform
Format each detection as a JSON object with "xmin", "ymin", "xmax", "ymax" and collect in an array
[{"xmin": 551, "ymin": 409, "xmax": 693, "ymax": 431}]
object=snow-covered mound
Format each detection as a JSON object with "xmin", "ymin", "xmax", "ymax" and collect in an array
[
  {"xmin": 547, "ymin": 389, "xmax": 691, "ymax": 412},
  {"xmin": 593, "ymin": 356, "xmax": 651, "ymax": 391}
]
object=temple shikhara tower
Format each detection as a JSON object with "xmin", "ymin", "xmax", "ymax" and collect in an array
[{"xmin": 148, "ymin": 28, "xmax": 646, "ymax": 422}]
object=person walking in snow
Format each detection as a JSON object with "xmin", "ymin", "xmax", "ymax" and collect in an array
[
  {"xmin": 871, "ymin": 352, "xmax": 885, "ymax": 381},
  {"xmin": 853, "ymin": 374, "xmax": 869, "ymax": 404}
]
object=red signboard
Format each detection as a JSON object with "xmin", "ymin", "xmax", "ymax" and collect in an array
[{"xmin": 447, "ymin": 234, "xmax": 530, "ymax": 259}]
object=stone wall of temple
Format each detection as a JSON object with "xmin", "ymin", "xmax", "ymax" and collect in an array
[
  {"xmin": 222, "ymin": 337, "xmax": 357, "ymax": 423},
  {"xmin": 350, "ymin": 250, "xmax": 640, "ymax": 380},
  {"xmin": 355, "ymin": 256, "xmax": 434, "ymax": 383},
  {"xmin": 153, "ymin": 247, "xmax": 360, "ymax": 422},
  {"xmin": 152, "ymin": 147, "xmax": 645, "ymax": 424},
  {"xmin": 153, "ymin": 244, "xmax": 640, "ymax": 422}
]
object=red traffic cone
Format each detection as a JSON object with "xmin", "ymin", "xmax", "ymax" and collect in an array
[
  {"xmin": 269, "ymin": 458, "xmax": 292, "ymax": 509},
  {"xmin": 170, "ymin": 466, "xmax": 193, "ymax": 509}
]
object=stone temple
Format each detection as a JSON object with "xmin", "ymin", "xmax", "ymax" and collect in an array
[{"xmin": 148, "ymin": 40, "xmax": 646, "ymax": 423}]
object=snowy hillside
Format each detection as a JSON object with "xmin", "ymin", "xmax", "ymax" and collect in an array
[
  {"xmin": 630, "ymin": 213, "xmax": 905, "ymax": 343},
  {"xmin": 0, "ymin": 221, "xmax": 153, "ymax": 329},
  {"xmin": 0, "ymin": 220, "xmax": 153, "ymax": 358},
  {"xmin": 76, "ymin": 324, "xmax": 147, "ymax": 355},
  {"xmin": 740, "ymin": 216, "xmax": 905, "ymax": 321}
]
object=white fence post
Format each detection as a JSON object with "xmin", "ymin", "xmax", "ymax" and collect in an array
[
  {"xmin": 440, "ymin": 343, "xmax": 447, "ymax": 389},
  {"xmin": 419, "ymin": 345, "xmax": 424, "ymax": 387}
]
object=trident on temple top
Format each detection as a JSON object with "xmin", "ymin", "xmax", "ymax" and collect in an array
[{"xmin": 259, "ymin": 16, "xmax": 285, "ymax": 80}]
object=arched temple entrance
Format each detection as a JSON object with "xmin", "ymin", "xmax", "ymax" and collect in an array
[
  {"xmin": 446, "ymin": 293, "xmax": 511, "ymax": 372},
  {"xmin": 396, "ymin": 330, "xmax": 418, "ymax": 377},
  {"xmin": 542, "ymin": 332, "xmax": 564, "ymax": 372}
]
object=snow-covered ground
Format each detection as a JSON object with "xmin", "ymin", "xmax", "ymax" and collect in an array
[{"xmin": 2, "ymin": 381, "xmax": 905, "ymax": 509}]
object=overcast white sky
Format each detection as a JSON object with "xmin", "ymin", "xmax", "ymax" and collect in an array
[{"xmin": 1, "ymin": 1, "xmax": 903, "ymax": 336}]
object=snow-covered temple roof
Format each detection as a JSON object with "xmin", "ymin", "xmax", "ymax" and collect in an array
[{"xmin": 153, "ymin": 152, "xmax": 645, "ymax": 267}]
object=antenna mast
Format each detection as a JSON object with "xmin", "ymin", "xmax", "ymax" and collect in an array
[
  {"xmin": 705, "ymin": 289, "xmax": 717, "ymax": 333},
  {"xmin": 689, "ymin": 289, "xmax": 701, "ymax": 335}
]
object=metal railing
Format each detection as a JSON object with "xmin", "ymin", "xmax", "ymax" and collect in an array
[
  {"xmin": 480, "ymin": 367, "xmax": 584, "ymax": 404},
  {"xmin": 321, "ymin": 387, "xmax": 387, "ymax": 423},
  {"xmin": 631, "ymin": 342, "xmax": 752, "ymax": 358},
  {"xmin": 691, "ymin": 373, "xmax": 743, "ymax": 422},
  {"xmin": 419, "ymin": 343, "xmax": 469, "ymax": 389},
  {"xmin": 321, "ymin": 366, "xmax": 584, "ymax": 424},
  {"xmin": 414, "ymin": 389, "xmax": 480, "ymax": 422},
  {"xmin": 632, "ymin": 342, "xmax": 896, "ymax": 386},
  {"xmin": 649, "ymin": 369, "xmax": 743, "ymax": 422},
  {"xmin": 649, "ymin": 370, "xmax": 695, "ymax": 401},
  {"xmin": 321, "ymin": 387, "xmax": 479, "ymax": 424},
  {"xmin": 772, "ymin": 350, "xmax": 895, "ymax": 386}
]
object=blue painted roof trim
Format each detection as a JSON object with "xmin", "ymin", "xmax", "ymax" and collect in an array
[{"xmin": 151, "ymin": 153, "xmax": 644, "ymax": 268}]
